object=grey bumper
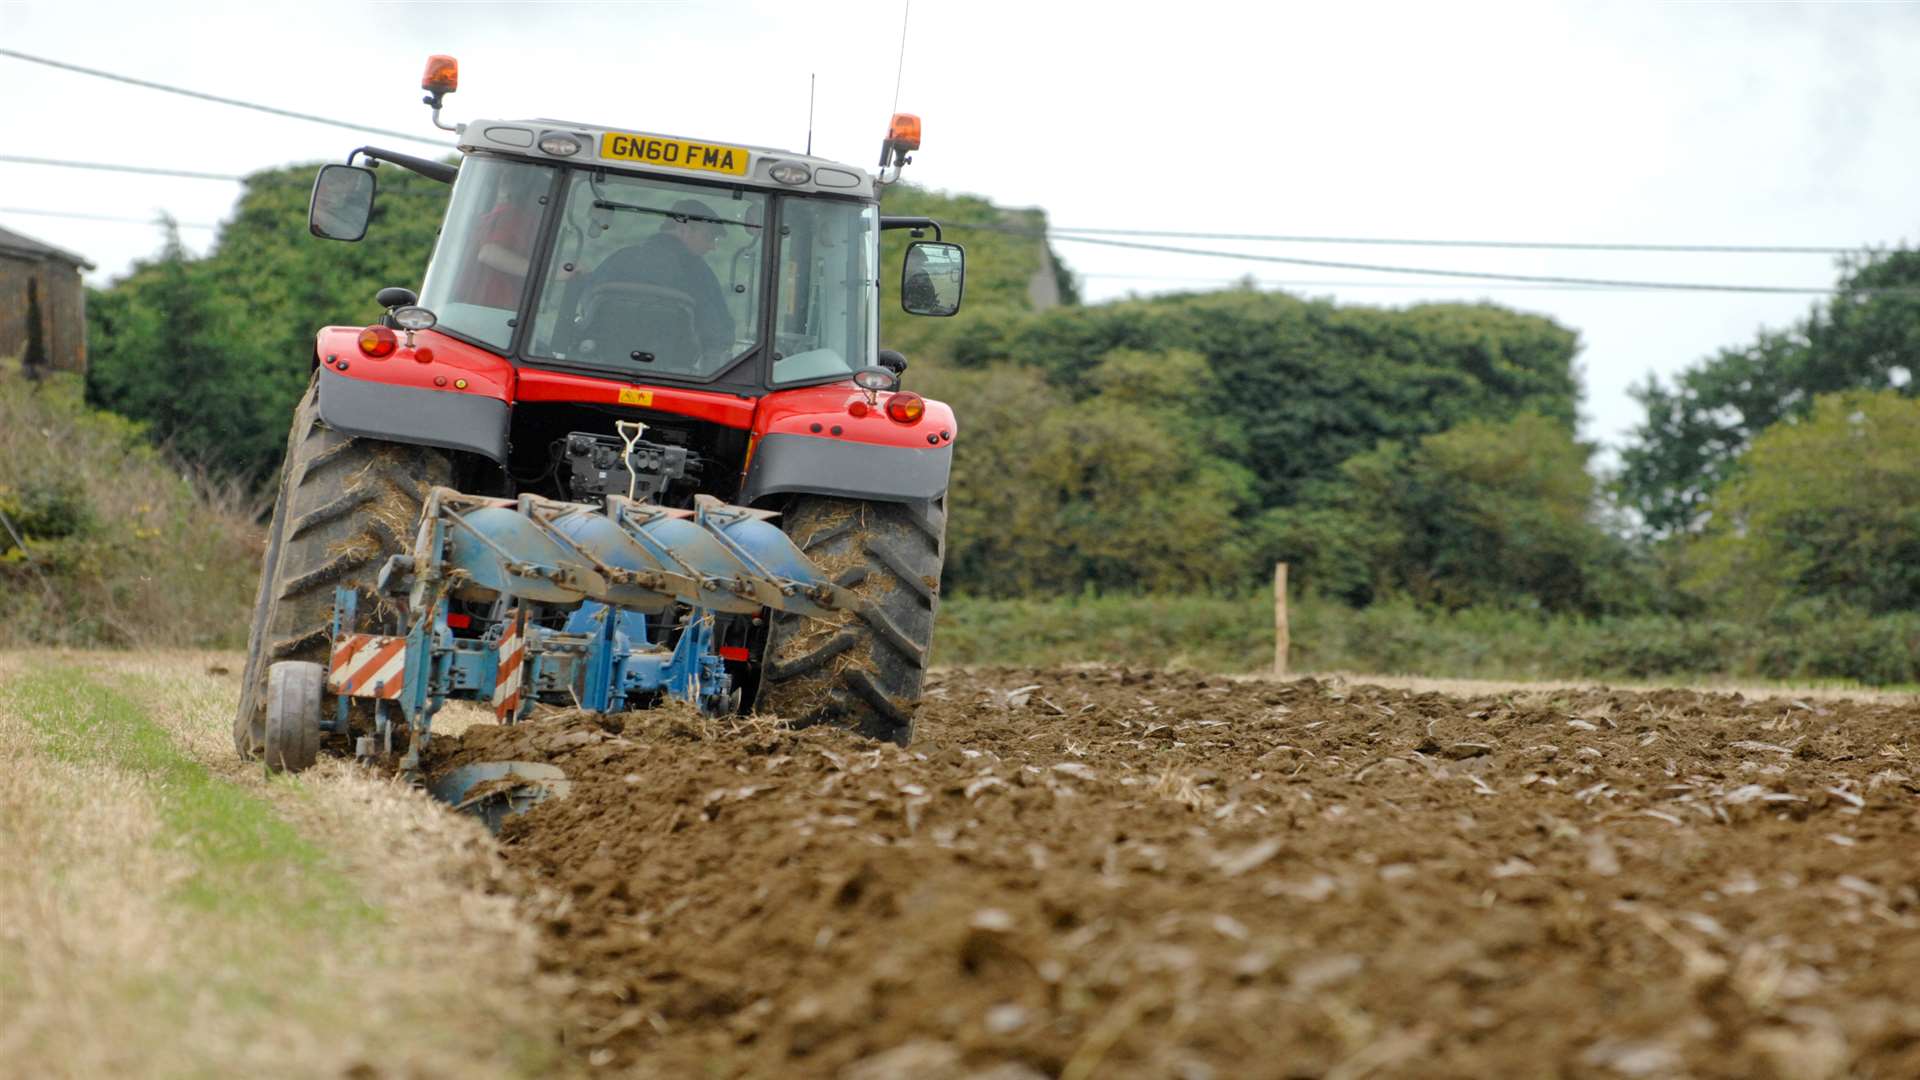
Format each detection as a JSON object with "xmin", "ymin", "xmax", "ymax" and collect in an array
[
  {"xmin": 741, "ymin": 432, "xmax": 951, "ymax": 506},
  {"xmin": 317, "ymin": 365, "xmax": 510, "ymax": 463}
]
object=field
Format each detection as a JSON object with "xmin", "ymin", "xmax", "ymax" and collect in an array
[{"xmin": 5, "ymin": 653, "xmax": 1919, "ymax": 1078}]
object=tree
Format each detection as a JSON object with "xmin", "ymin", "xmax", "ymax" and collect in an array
[
  {"xmin": 1685, "ymin": 390, "xmax": 1920, "ymax": 615},
  {"xmin": 87, "ymin": 166, "xmax": 450, "ymax": 480},
  {"xmin": 946, "ymin": 289, "xmax": 1583, "ymax": 511},
  {"xmin": 1265, "ymin": 413, "xmax": 1636, "ymax": 613},
  {"xmin": 921, "ymin": 354, "xmax": 1255, "ymax": 596},
  {"xmin": 877, "ymin": 184, "xmax": 1074, "ymax": 363},
  {"xmin": 1619, "ymin": 249, "xmax": 1920, "ymax": 537}
]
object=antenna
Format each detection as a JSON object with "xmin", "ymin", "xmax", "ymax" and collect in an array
[
  {"xmin": 875, "ymin": 0, "xmax": 914, "ymax": 182},
  {"xmin": 890, "ymin": 0, "xmax": 911, "ymax": 118},
  {"xmin": 807, "ymin": 73, "xmax": 816, "ymax": 156}
]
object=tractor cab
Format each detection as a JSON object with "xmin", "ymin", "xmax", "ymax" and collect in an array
[{"xmin": 309, "ymin": 58, "xmax": 962, "ymax": 399}]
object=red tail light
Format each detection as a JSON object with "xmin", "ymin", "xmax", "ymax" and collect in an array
[
  {"xmin": 357, "ymin": 325, "xmax": 397, "ymax": 358},
  {"xmin": 885, "ymin": 392, "xmax": 926, "ymax": 425}
]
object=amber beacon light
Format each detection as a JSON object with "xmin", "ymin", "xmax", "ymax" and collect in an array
[
  {"xmin": 421, "ymin": 55, "xmax": 459, "ymax": 94},
  {"xmin": 879, "ymin": 113, "xmax": 922, "ymax": 169},
  {"xmin": 888, "ymin": 113, "xmax": 922, "ymax": 151}
]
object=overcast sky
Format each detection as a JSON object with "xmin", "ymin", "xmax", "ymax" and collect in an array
[{"xmin": 5, "ymin": 0, "xmax": 1917, "ymax": 457}]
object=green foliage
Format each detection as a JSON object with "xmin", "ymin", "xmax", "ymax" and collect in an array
[
  {"xmin": 1263, "ymin": 413, "xmax": 1642, "ymax": 613},
  {"xmin": 922, "ymin": 355, "xmax": 1255, "ymax": 595},
  {"xmin": 1619, "ymin": 249, "xmax": 1920, "ymax": 536},
  {"xmin": 937, "ymin": 592, "xmax": 1274, "ymax": 671},
  {"xmin": 878, "ymin": 184, "xmax": 1070, "ymax": 362},
  {"xmin": 87, "ymin": 166, "xmax": 449, "ymax": 480},
  {"xmin": 0, "ymin": 370, "xmax": 261, "ymax": 647},
  {"xmin": 1684, "ymin": 390, "xmax": 1920, "ymax": 615},
  {"xmin": 944, "ymin": 289, "xmax": 1581, "ymax": 509}
]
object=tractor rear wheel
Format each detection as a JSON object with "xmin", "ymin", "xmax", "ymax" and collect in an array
[
  {"xmin": 234, "ymin": 374, "xmax": 451, "ymax": 760},
  {"xmin": 756, "ymin": 496, "xmax": 946, "ymax": 745}
]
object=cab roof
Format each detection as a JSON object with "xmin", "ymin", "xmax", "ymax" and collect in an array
[{"xmin": 458, "ymin": 118, "xmax": 878, "ymax": 200}]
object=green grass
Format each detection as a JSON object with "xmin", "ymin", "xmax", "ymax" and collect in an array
[
  {"xmin": 939, "ymin": 593, "xmax": 1273, "ymax": 672},
  {"xmin": 0, "ymin": 659, "xmax": 570, "ymax": 1076},
  {"xmin": 17, "ymin": 668, "xmax": 376, "ymax": 930},
  {"xmin": 938, "ymin": 592, "xmax": 1920, "ymax": 687}
]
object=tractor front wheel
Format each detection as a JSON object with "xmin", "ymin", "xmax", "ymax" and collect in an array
[
  {"xmin": 756, "ymin": 496, "xmax": 946, "ymax": 745},
  {"xmin": 263, "ymin": 660, "xmax": 324, "ymax": 772},
  {"xmin": 234, "ymin": 374, "xmax": 451, "ymax": 761}
]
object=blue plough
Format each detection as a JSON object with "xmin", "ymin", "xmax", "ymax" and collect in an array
[{"xmin": 261, "ymin": 487, "xmax": 854, "ymax": 822}]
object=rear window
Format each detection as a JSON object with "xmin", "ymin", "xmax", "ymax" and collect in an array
[
  {"xmin": 416, "ymin": 156, "xmax": 555, "ymax": 350},
  {"xmin": 526, "ymin": 171, "xmax": 767, "ymax": 381}
]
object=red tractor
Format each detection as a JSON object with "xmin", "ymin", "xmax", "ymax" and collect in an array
[{"xmin": 234, "ymin": 56, "xmax": 962, "ymax": 768}]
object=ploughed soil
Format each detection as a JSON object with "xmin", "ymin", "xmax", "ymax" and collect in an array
[{"xmin": 426, "ymin": 668, "xmax": 1920, "ymax": 1079}]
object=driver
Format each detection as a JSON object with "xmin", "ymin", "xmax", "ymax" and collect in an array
[
  {"xmin": 456, "ymin": 166, "xmax": 547, "ymax": 309},
  {"xmin": 584, "ymin": 198, "xmax": 735, "ymax": 360},
  {"xmin": 903, "ymin": 268, "xmax": 940, "ymax": 311}
]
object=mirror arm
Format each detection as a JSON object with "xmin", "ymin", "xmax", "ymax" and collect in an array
[
  {"xmin": 347, "ymin": 145, "xmax": 459, "ymax": 185},
  {"xmin": 879, "ymin": 216, "xmax": 942, "ymax": 242}
]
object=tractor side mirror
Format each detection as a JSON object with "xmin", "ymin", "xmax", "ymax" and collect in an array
[
  {"xmin": 309, "ymin": 164, "xmax": 377, "ymax": 242},
  {"xmin": 901, "ymin": 241, "xmax": 964, "ymax": 317}
]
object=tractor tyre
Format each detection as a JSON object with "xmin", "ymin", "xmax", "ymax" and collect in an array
[
  {"xmin": 233, "ymin": 373, "xmax": 451, "ymax": 760},
  {"xmin": 757, "ymin": 495, "xmax": 946, "ymax": 745},
  {"xmin": 263, "ymin": 660, "xmax": 324, "ymax": 773}
]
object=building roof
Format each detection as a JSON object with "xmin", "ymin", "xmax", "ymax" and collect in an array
[{"xmin": 0, "ymin": 224, "xmax": 95, "ymax": 270}]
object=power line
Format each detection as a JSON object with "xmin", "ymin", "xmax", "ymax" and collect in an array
[
  {"xmin": 1079, "ymin": 273, "xmax": 1661, "ymax": 292},
  {"xmin": 0, "ymin": 156, "xmax": 449, "ymax": 197},
  {"xmin": 0, "ymin": 206, "xmax": 217, "ymax": 230},
  {"xmin": 1047, "ymin": 225, "xmax": 1867, "ymax": 256},
  {"xmin": 1, "ymin": 152, "xmax": 1900, "ymax": 296},
  {"xmin": 0, "ymin": 154, "xmax": 246, "ymax": 182},
  {"xmin": 0, "ymin": 47, "xmax": 452, "ymax": 149},
  {"xmin": 950, "ymin": 221, "xmax": 1906, "ymax": 296},
  {"xmin": 0, "ymin": 45, "xmax": 1878, "ymax": 263}
]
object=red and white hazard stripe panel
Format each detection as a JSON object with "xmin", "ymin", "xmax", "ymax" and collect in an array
[
  {"xmin": 327, "ymin": 634, "xmax": 408, "ymax": 699},
  {"xmin": 493, "ymin": 612, "xmax": 526, "ymax": 722}
]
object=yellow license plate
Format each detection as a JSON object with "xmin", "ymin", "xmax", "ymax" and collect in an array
[
  {"xmin": 618, "ymin": 387, "xmax": 653, "ymax": 406},
  {"xmin": 600, "ymin": 132, "xmax": 750, "ymax": 176}
]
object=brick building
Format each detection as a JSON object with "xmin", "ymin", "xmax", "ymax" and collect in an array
[{"xmin": 1, "ymin": 224, "xmax": 94, "ymax": 377}]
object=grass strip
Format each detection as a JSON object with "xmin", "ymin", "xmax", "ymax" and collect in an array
[
  {"xmin": 938, "ymin": 593, "xmax": 1920, "ymax": 690},
  {"xmin": 15, "ymin": 666, "xmax": 377, "ymax": 930}
]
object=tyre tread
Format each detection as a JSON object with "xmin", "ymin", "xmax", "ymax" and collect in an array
[
  {"xmin": 757, "ymin": 496, "xmax": 946, "ymax": 745},
  {"xmin": 234, "ymin": 374, "xmax": 449, "ymax": 760}
]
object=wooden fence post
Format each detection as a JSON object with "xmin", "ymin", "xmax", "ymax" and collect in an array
[{"xmin": 1273, "ymin": 562, "xmax": 1289, "ymax": 678}]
